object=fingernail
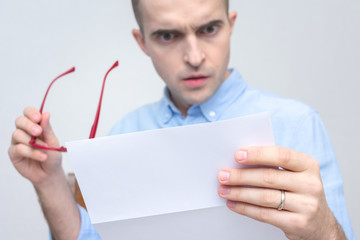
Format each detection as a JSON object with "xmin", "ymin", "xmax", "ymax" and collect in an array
[
  {"xmin": 236, "ymin": 150, "xmax": 247, "ymax": 162},
  {"xmin": 219, "ymin": 186, "xmax": 230, "ymax": 195},
  {"xmin": 227, "ymin": 200, "xmax": 236, "ymax": 209},
  {"xmin": 32, "ymin": 126, "xmax": 41, "ymax": 135},
  {"xmin": 32, "ymin": 113, "xmax": 40, "ymax": 122},
  {"xmin": 219, "ymin": 170, "xmax": 230, "ymax": 182}
]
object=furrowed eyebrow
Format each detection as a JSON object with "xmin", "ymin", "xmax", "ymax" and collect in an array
[
  {"xmin": 150, "ymin": 19, "xmax": 225, "ymax": 37},
  {"xmin": 150, "ymin": 29, "xmax": 179, "ymax": 38},
  {"xmin": 195, "ymin": 19, "xmax": 224, "ymax": 31}
]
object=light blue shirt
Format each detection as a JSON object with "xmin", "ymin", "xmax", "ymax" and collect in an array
[{"xmin": 73, "ymin": 69, "xmax": 355, "ymax": 240}]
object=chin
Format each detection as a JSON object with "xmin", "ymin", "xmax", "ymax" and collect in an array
[{"xmin": 185, "ymin": 94, "xmax": 212, "ymax": 105}]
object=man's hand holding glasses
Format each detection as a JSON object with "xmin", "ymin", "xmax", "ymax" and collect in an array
[
  {"xmin": 8, "ymin": 61, "xmax": 118, "ymax": 187},
  {"xmin": 7, "ymin": 61, "xmax": 118, "ymax": 239}
]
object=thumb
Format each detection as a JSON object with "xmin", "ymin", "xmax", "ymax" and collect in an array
[{"xmin": 40, "ymin": 112, "xmax": 59, "ymax": 147}]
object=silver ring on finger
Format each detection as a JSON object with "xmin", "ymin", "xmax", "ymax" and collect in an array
[{"xmin": 277, "ymin": 190, "xmax": 285, "ymax": 211}]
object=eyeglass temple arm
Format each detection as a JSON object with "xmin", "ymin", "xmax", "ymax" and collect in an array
[
  {"xmin": 89, "ymin": 61, "xmax": 119, "ymax": 139},
  {"xmin": 39, "ymin": 67, "xmax": 76, "ymax": 113},
  {"xmin": 29, "ymin": 67, "xmax": 76, "ymax": 145}
]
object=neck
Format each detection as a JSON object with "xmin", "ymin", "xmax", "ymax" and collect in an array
[{"xmin": 169, "ymin": 93, "xmax": 190, "ymax": 117}]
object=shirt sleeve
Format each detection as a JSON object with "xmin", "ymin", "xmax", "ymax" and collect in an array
[
  {"xmin": 49, "ymin": 204, "xmax": 101, "ymax": 240},
  {"xmin": 76, "ymin": 205, "xmax": 102, "ymax": 240},
  {"xmin": 292, "ymin": 111, "xmax": 356, "ymax": 240}
]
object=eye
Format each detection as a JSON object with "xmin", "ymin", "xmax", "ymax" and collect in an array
[
  {"xmin": 199, "ymin": 24, "xmax": 219, "ymax": 36},
  {"xmin": 158, "ymin": 32, "xmax": 178, "ymax": 43},
  {"xmin": 204, "ymin": 25, "xmax": 216, "ymax": 34}
]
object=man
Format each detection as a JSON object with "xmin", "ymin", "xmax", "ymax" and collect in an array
[{"xmin": 8, "ymin": 0, "xmax": 355, "ymax": 239}]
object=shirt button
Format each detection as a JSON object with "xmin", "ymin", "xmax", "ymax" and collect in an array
[{"xmin": 209, "ymin": 111, "xmax": 216, "ymax": 117}]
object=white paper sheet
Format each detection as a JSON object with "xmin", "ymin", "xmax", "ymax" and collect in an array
[
  {"xmin": 95, "ymin": 207, "xmax": 285, "ymax": 240},
  {"xmin": 66, "ymin": 112, "xmax": 286, "ymax": 239}
]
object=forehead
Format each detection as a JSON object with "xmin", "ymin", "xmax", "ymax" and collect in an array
[{"xmin": 139, "ymin": 0, "xmax": 227, "ymax": 33}]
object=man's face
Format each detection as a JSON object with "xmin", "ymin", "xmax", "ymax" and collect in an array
[{"xmin": 133, "ymin": 0, "xmax": 237, "ymax": 115}]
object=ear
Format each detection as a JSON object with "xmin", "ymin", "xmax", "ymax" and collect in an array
[
  {"xmin": 228, "ymin": 11, "xmax": 237, "ymax": 35},
  {"xmin": 132, "ymin": 29, "xmax": 150, "ymax": 56}
]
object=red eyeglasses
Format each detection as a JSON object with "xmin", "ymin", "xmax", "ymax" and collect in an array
[{"xmin": 29, "ymin": 61, "xmax": 119, "ymax": 152}]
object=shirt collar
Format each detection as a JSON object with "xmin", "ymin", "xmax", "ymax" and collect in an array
[
  {"xmin": 161, "ymin": 89, "xmax": 181, "ymax": 123},
  {"xmin": 159, "ymin": 69, "xmax": 247, "ymax": 123}
]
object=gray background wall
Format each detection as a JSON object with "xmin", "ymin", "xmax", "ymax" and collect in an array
[{"xmin": 0, "ymin": 0, "xmax": 359, "ymax": 239}]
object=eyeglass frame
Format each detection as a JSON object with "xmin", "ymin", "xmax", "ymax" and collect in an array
[{"xmin": 29, "ymin": 61, "xmax": 119, "ymax": 152}]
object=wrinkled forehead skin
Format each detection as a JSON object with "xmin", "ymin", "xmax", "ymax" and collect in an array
[{"xmin": 132, "ymin": 0, "xmax": 229, "ymax": 33}]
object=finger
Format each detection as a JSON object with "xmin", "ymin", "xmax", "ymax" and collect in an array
[
  {"xmin": 218, "ymin": 167, "xmax": 309, "ymax": 193},
  {"xmin": 39, "ymin": 112, "xmax": 59, "ymax": 147},
  {"xmin": 226, "ymin": 200, "xmax": 295, "ymax": 232},
  {"xmin": 9, "ymin": 144, "xmax": 47, "ymax": 162},
  {"xmin": 23, "ymin": 107, "xmax": 42, "ymax": 123},
  {"xmin": 218, "ymin": 186, "xmax": 303, "ymax": 212},
  {"xmin": 15, "ymin": 116, "xmax": 43, "ymax": 137},
  {"xmin": 235, "ymin": 146, "xmax": 315, "ymax": 172},
  {"xmin": 12, "ymin": 129, "xmax": 31, "ymax": 145},
  {"xmin": 11, "ymin": 129, "xmax": 47, "ymax": 146}
]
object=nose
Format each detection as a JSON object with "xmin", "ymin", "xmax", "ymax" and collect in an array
[{"xmin": 183, "ymin": 35, "xmax": 205, "ymax": 68}]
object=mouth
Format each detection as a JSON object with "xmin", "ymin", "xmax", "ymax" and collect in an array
[{"xmin": 183, "ymin": 75, "xmax": 209, "ymax": 88}]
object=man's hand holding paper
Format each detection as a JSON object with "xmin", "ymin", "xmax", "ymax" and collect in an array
[{"xmin": 218, "ymin": 146, "xmax": 345, "ymax": 239}]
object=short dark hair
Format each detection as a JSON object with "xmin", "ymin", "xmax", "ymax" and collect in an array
[
  {"xmin": 131, "ymin": 0, "xmax": 143, "ymax": 31},
  {"xmin": 131, "ymin": 0, "xmax": 229, "ymax": 32}
]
